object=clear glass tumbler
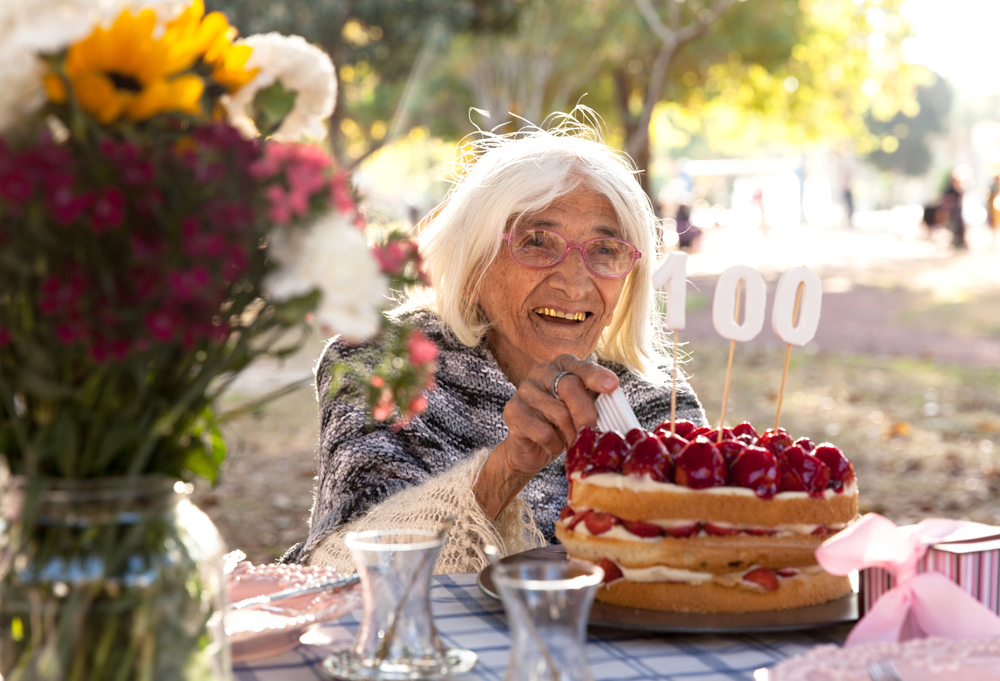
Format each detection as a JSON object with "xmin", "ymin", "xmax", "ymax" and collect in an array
[
  {"xmin": 323, "ymin": 529, "xmax": 477, "ymax": 680},
  {"xmin": 492, "ymin": 559, "xmax": 604, "ymax": 681}
]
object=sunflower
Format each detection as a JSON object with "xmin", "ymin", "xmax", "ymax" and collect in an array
[
  {"xmin": 48, "ymin": 1, "xmax": 256, "ymax": 124},
  {"xmin": 163, "ymin": 0, "xmax": 258, "ymax": 94}
]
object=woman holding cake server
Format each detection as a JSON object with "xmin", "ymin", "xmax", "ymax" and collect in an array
[{"xmin": 283, "ymin": 112, "xmax": 707, "ymax": 572}]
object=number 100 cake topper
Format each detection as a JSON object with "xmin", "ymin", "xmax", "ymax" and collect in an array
[{"xmin": 652, "ymin": 256, "xmax": 823, "ymax": 437}]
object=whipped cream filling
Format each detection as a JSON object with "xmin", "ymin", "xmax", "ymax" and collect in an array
[
  {"xmin": 564, "ymin": 515, "xmax": 847, "ymax": 540},
  {"xmin": 572, "ymin": 522, "xmax": 664, "ymax": 542},
  {"xmin": 615, "ymin": 562, "xmax": 826, "ymax": 586},
  {"xmin": 573, "ymin": 471, "xmax": 858, "ymax": 499}
]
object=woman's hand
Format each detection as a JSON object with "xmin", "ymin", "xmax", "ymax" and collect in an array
[{"xmin": 474, "ymin": 354, "xmax": 619, "ymax": 520}]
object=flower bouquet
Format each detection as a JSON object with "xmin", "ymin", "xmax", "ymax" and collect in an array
[{"xmin": 0, "ymin": 1, "xmax": 435, "ymax": 679}]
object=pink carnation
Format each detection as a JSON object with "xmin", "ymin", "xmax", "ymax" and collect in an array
[
  {"xmin": 374, "ymin": 241, "xmax": 413, "ymax": 275},
  {"xmin": 406, "ymin": 329, "xmax": 438, "ymax": 365},
  {"xmin": 330, "ymin": 171, "xmax": 355, "ymax": 215}
]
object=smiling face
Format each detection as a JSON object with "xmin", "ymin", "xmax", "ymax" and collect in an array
[{"xmin": 476, "ymin": 187, "xmax": 629, "ymax": 386}]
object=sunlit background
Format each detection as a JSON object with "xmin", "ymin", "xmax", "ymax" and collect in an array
[{"xmin": 200, "ymin": 0, "xmax": 1000, "ymax": 561}]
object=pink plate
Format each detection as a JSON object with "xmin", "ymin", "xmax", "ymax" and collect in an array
[{"xmin": 225, "ymin": 552, "xmax": 361, "ymax": 662}]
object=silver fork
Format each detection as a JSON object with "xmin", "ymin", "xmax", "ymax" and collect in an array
[{"xmin": 866, "ymin": 659, "xmax": 903, "ymax": 681}]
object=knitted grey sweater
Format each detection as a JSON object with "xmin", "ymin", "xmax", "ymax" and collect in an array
[{"xmin": 289, "ymin": 309, "xmax": 707, "ymax": 564}]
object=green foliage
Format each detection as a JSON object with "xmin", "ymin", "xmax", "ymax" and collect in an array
[{"xmin": 206, "ymin": 0, "xmax": 524, "ymax": 165}]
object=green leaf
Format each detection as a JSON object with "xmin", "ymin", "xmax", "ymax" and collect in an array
[
  {"xmin": 183, "ymin": 442, "xmax": 219, "ymax": 485},
  {"xmin": 252, "ymin": 81, "xmax": 297, "ymax": 137}
]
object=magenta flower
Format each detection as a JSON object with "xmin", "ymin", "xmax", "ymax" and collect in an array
[
  {"xmin": 145, "ymin": 309, "xmax": 179, "ymax": 341},
  {"xmin": 167, "ymin": 266, "xmax": 210, "ymax": 300},
  {"xmin": 90, "ymin": 187, "xmax": 126, "ymax": 232},
  {"xmin": 181, "ymin": 217, "xmax": 226, "ymax": 259},
  {"xmin": 0, "ymin": 169, "xmax": 34, "ymax": 204},
  {"xmin": 206, "ymin": 201, "xmax": 253, "ymax": 233},
  {"xmin": 130, "ymin": 232, "xmax": 165, "ymax": 261},
  {"xmin": 90, "ymin": 336, "xmax": 130, "ymax": 363},
  {"xmin": 53, "ymin": 316, "xmax": 89, "ymax": 345},
  {"xmin": 46, "ymin": 175, "xmax": 90, "ymax": 225},
  {"xmin": 38, "ymin": 274, "xmax": 86, "ymax": 315}
]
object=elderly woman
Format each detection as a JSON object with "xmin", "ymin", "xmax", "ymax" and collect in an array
[{"xmin": 286, "ymin": 121, "xmax": 707, "ymax": 572}]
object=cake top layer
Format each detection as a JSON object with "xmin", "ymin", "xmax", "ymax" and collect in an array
[{"xmin": 566, "ymin": 420, "xmax": 856, "ymax": 500}]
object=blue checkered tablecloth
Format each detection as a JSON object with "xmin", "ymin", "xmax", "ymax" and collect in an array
[{"xmin": 234, "ymin": 572, "xmax": 850, "ymax": 681}]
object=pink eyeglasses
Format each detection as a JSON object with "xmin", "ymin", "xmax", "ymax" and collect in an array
[{"xmin": 502, "ymin": 228, "xmax": 641, "ymax": 278}]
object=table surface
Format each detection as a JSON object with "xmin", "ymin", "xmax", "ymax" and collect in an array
[{"xmin": 233, "ymin": 572, "xmax": 852, "ymax": 681}]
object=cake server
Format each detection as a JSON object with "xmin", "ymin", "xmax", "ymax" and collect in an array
[
  {"xmin": 227, "ymin": 573, "xmax": 360, "ymax": 611},
  {"xmin": 595, "ymin": 388, "xmax": 641, "ymax": 434}
]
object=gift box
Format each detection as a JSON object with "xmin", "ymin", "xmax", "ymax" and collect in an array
[{"xmin": 859, "ymin": 530, "xmax": 1000, "ymax": 617}]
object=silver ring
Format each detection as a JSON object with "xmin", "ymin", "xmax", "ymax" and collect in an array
[{"xmin": 550, "ymin": 371, "xmax": 572, "ymax": 400}]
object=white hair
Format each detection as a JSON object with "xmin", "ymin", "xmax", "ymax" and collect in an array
[{"xmin": 402, "ymin": 110, "xmax": 669, "ymax": 380}]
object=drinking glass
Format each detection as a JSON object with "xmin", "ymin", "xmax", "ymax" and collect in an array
[
  {"xmin": 323, "ymin": 529, "xmax": 477, "ymax": 680},
  {"xmin": 492, "ymin": 559, "xmax": 603, "ymax": 681}
]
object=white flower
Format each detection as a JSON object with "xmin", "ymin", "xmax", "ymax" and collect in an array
[
  {"xmin": 1, "ymin": 0, "xmax": 189, "ymax": 54},
  {"xmin": 264, "ymin": 213, "xmax": 388, "ymax": 340},
  {"xmin": 0, "ymin": 45, "xmax": 46, "ymax": 133},
  {"xmin": 222, "ymin": 33, "xmax": 336, "ymax": 142}
]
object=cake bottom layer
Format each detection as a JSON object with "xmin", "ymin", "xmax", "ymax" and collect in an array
[{"xmin": 592, "ymin": 570, "xmax": 853, "ymax": 613}]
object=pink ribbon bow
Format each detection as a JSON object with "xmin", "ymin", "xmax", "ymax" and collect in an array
[{"xmin": 815, "ymin": 513, "xmax": 1000, "ymax": 646}]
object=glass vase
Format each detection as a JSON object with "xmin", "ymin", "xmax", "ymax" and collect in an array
[
  {"xmin": 0, "ymin": 476, "xmax": 229, "ymax": 681},
  {"xmin": 492, "ymin": 559, "xmax": 603, "ymax": 681}
]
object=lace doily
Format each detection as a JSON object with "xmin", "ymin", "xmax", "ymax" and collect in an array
[{"xmin": 762, "ymin": 637, "xmax": 1000, "ymax": 681}]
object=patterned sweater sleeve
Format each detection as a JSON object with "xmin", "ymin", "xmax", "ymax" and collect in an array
[{"xmin": 298, "ymin": 338, "xmax": 542, "ymax": 573}]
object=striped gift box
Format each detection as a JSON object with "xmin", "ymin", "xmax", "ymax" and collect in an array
[{"xmin": 859, "ymin": 532, "xmax": 1000, "ymax": 616}]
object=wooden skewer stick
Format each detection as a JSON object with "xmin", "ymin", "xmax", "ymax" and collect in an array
[
  {"xmin": 774, "ymin": 281, "xmax": 805, "ymax": 432},
  {"xmin": 670, "ymin": 329, "xmax": 678, "ymax": 435},
  {"xmin": 718, "ymin": 281, "xmax": 742, "ymax": 444}
]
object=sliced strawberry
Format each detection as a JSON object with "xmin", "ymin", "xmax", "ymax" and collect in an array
[
  {"xmin": 776, "ymin": 567, "xmax": 800, "ymax": 578},
  {"xmin": 811, "ymin": 525, "xmax": 830, "ymax": 536},
  {"xmin": 565, "ymin": 510, "xmax": 588, "ymax": 530},
  {"xmin": 559, "ymin": 505, "xmax": 575, "ymax": 521},
  {"xmin": 743, "ymin": 527, "xmax": 778, "ymax": 536},
  {"xmin": 661, "ymin": 522, "xmax": 700, "ymax": 538},
  {"xmin": 584, "ymin": 511, "xmax": 616, "ymax": 535},
  {"xmin": 621, "ymin": 520, "xmax": 665, "ymax": 537},
  {"xmin": 596, "ymin": 557, "xmax": 623, "ymax": 584},
  {"xmin": 703, "ymin": 522, "xmax": 740, "ymax": 536},
  {"xmin": 743, "ymin": 567, "xmax": 779, "ymax": 592}
]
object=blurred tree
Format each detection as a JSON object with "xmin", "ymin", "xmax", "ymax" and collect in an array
[
  {"xmin": 451, "ymin": 0, "xmax": 920, "ymax": 198},
  {"xmin": 206, "ymin": 0, "xmax": 524, "ymax": 167},
  {"xmin": 865, "ymin": 75, "xmax": 952, "ymax": 176}
]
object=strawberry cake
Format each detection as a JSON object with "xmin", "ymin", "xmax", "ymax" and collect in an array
[{"xmin": 554, "ymin": 420, "xmax": 858, "ymax": 613}]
